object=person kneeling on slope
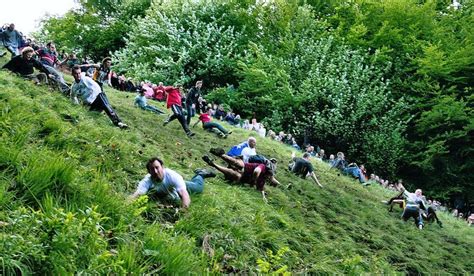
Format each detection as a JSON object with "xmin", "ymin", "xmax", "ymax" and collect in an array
[{"xmin": 289, "ymin": 152, "xmax": 323, "ymax": 188}]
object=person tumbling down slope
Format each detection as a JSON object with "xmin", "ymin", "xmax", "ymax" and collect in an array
[
  {"xmin": 289, "ymin": 152, "xmax": 323, "ymax": 188},
  {"xmin": 130, "ymin": 157, "xmax": 216, "ymax": 208},
  {"xmin": 227, "ymin": 137, "xmax": 257, "ymax": 163},
  {"xmin": 202, "ymin": 150, "xmax": 279, "ymax": 203},
  {"xmin": 2, "ymin": 47, "xmax": 51, "ymax": 85},
  {"xmin": 192, "ymin": 107, "xmax": 232, "ymax": 138},
  {"xmin": 70, "ymin": 65, "xmax": 128, "ymax": 129}
]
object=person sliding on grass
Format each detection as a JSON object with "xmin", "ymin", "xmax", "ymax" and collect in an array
[
  {"xmin": 192, "ymin": 107, "xmax": 232, "ymax": 138},
  {"xmin": 2, "ymin": 47, "xmax": 51, "ymax": 84},
  {"xmin": 288, "ymin": 152, "xmax": 323, "ymax": 188},
  {"xmin": 162, "ymin": 84, "xmax": 195, "ymax": 137},
  {"xmin": 130, "ymin": 157, "xmax": 216, "ymax": 208},
  {"xmin": 227, "ymin": 137, "xmax": 257, "ymax": 163},
  {"xmin": 134, "ymin": 88, "xmax": 165, "ymax": 114},
  {"xmin": 202, "ymin": 153, "xmax": 279, "ymax": 203},
  {"xmin": 70, "ymin": 65, "xmax": 128, "ymax": 129}
]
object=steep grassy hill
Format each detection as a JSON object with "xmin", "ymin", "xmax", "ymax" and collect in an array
[{"xmin": 0, "ymin": 67, "xmax": 473, "ymax": 274}]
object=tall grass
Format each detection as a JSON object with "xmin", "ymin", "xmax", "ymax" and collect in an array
[{"xmin": 0, "ymin": 69, "xmax": 472, "ymax": 274}]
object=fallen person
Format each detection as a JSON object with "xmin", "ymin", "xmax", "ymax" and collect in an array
[
  {"xmin": 192, "ymin": 107, "xmax": 232, "ymax": 138},
  {"xmin": 289, "ymin": 152, "xmax": 323, "ymax": 188},
  {"xmin": 202, "ymin": 153, "xmax": 279, "ymax": 202},
  {"xmin": 130, "ymin": 157, "xmax": 216, "ymax": 208},
  {"xmin": 227, "ymin": 137, "xmax": 257, "ymax": 163},
  {"xmin": 134, "ymin": 88, "xmax": 165, "ymax": 114},
  {"xmin": 70, "ymin": 65, "xmax": 128, "ymax": 129}
]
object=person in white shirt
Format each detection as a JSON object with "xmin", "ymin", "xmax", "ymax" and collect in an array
[
  {"xmin": 130, "ymin": 157, "xmax": 215, "ymax": 208},
  {"xmin": 70, "ymin": 65, "xmax": 128, "ymax": 128}
]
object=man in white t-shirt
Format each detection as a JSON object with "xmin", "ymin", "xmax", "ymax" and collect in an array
[
  {"xmin": 241, "ymin": 137, "xmax": 257, "ymax": 163},
  {"xmin": 130, "ymin": 157, "xmax": 215, "ymax": 208}
]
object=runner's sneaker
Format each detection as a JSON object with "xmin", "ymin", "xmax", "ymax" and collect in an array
[
  {"xmin": 117, "ymin": 122, "xmax": 129, "ymax": 129},
  {"xmin": 187, "ymin": 132, "xmax": 195, "ymax": 137},
  {"xmin": 202, "ymin": 155, "xmax": 214, "ymax": 166},
  {"xmin": 210, "ymin": 147, "xmax": 225, "ymax": 157},
  {"xmin": 194, "ymin": 168, "xmax": 216, "ymax": 178}
]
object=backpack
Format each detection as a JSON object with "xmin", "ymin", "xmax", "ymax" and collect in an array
[{"xmin": 248, "ymin": 155, "xmax": 277, "ymax": 176}]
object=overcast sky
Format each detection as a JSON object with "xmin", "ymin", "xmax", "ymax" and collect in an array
[{"xmin": 0, "ymin": 0, "xmax": 77, "ymax": 36}]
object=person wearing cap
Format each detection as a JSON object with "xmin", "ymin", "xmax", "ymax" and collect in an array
[
  {"xmin": 162, "ymin": 84, "xmax": 195, "ymax": 137},
  {"xmin": 70, "ymin": 65, "xmax": 128, "ymax": 129},
  {"xmin": 2, "ymin": 46, "xmax": 51, "ymax": 84},
  {"xmin": 130, "ymin": 157, "xmax": 216, "ymax": 208},
  {"xmin": 289, "ymin": 152, "xmax": 323, "ymax": 188},
  {"xmin": 134, "ymin": 88, "xmax": 165, "ymax": 114}
]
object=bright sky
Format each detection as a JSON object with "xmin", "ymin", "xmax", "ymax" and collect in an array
[{"xmin": 0, "ymin": 0, "xmax": 78, "ymax": 36}]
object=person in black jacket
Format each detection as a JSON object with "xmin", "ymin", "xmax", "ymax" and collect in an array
[
  {"xmin": 2, "ymin": 47, "xmax": 51, "ymax": 84},
  {"xmin": 185, "ymin": 80, "xmax": 203, "ymax": 125}
]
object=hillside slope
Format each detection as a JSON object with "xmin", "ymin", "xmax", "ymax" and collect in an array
[{"xmin": 0, "ymin": 70, "xmax": 473, "ymax": 274}]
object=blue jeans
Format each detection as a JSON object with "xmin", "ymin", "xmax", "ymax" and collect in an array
[
  {"xmin": 5, "ymin": 45, "xmax": 19, "ymax": 56},
  {"xmin": 144, "ymin": 105, "xmax": 165, "ymax": 114},
  {"xmin": 186, "ymin": 175, "xmax": 204, "ymax": 194},
  {"xmin": 186, "ymin": 104, "xmax": 196, "ymax": 125},
  {"xmin": 343, "ymin": 167, "xmax": 366, "ymax": 183},
  {"xmin": 203, "ymin": 122, "xmax": 228, "ymax": 134}
]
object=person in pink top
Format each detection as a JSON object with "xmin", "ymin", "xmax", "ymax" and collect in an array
[
  {"xmin": 141, "ymin": 82, "xmax": 154, "ymax": 98},
  {"xmin": 192, "ymin": 107, "xmax": 232, "ymax": 138},
  {"xmin": 163, "ymin": 84, "xmax": 195, "ymax": 137}
]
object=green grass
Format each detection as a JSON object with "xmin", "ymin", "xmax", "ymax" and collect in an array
[{"xmin": 0, "ymin": 63, "xmax": 473, "ymax": 274}]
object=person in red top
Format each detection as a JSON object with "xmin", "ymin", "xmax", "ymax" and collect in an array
[
  {"xmin": 192, "ymin": 107, "xmax": 232, "ymax": 138},
  {"xmin": 201, "ymin": 154, "xmax": 280, "ymax": 202},
  {"xmin": 153, "ymin": 82, "xmax": 166, "ymax": 101},
  {"xmin": 163, "ymin": 84, "xmax": 195, "ymax": 137}
]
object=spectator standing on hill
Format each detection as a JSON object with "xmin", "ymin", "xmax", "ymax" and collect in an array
[
  {"xmin": 163, "ymin": 85, "xmax": 195, "ymax": 137},
  {"xmin": 1, "ymin": 23, "xmax": 23, "ymax": 57},
  {"xmin": 192, "ymin": 107, "xmax": 232, "ymax": 138},
  {"xmin": 134, "ymin": 88, "xmax": 165, "ymax": 114},
  {"xmin": 153, "ymin": 82, "xmax": 166, "ymax": 101},
  {"xmin": 70, "ymin": 65, "xmax": 128, "ymax": 129},
  {"xmin": 289, "ymin": 152, "xmax": 323, "ymax": 188},
  {"xmin": 2, "ymin": 47, "xmax": 50, "ymax": 84},
  {"xmin": 130, "ymin": 157, "xmax": 216, "ymax": 208},
  {"xmin": 185, "ymin": 80, "xmax": 203, "ymax": 125}
]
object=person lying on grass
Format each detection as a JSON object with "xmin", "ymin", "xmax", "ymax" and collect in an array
[
  {"xmin": 130, "ymin": 157, "xmax": 216, "ymax": 208},
  {"xmin": 288, "ymin": 152, "xmax": 323, "ymax": 188},
  {"xmin": 134, "ymin": 88, "xmax": 165, "ymax": 114},
  {"xmin": 202, "ymin": 150, "xmax": 279, "ymax": 203},
  {"xmin": 227, "ymin": 137, "xmax": 257, "ymax": 163},
  {"xmin": 192, "ymin": 107, "xmax": 232, "ymax": 138}
]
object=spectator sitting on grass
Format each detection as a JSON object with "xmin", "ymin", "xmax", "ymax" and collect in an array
[
  {"xmin": 2, "ymin": 46, "xmax": 51, "ymax": 85},
  {"xmin": 214, "ymin": 104, "xmax": 226, "ymax": 121},
  {"xmin": 153, "ymin": 82, "xmax": 166, "ymax": 101},
  {"xmin": 289, "ymin": 152, "xmax": 323, "ymax": 188},
  {"xmin": 328, "ymin": 154, "xmax": 335, "ymax": 166},
  {"xmin": 130, "ymin": 157, "xmax": 216, "ymax": 208},
  {"xmin": 134, "ymin": 88, "xmax": 165, "ymax": 114},
  {"xmin": 192, "ymin": 107, "xmax": 232, "ymax": 138}
]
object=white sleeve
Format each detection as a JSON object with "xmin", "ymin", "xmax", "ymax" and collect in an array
[
  {"xmin": 135, "ymin": 175, "xmax": 153, "ymax": 195},
  {"xmin": 242, "ymin": 147, "xmax": 251, "ymax": 163},
  {"xmin": 166, "ymin": 169, "xmax": 187, "ymax": 193}
]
